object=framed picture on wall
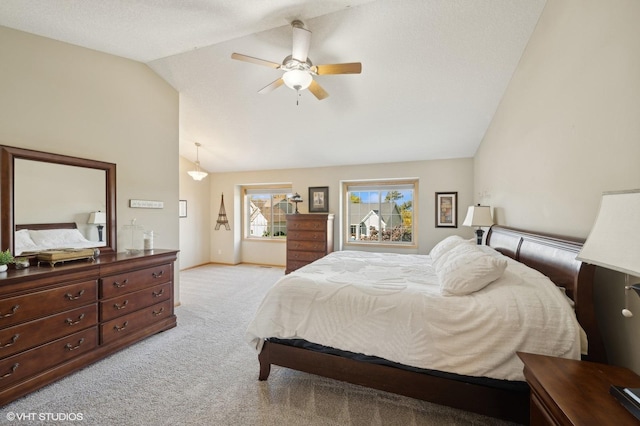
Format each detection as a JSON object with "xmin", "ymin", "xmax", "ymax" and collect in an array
[
  {"xmin": 435, "ymin": 192, "xmax": 457, "ymax": 228},
  {"xmin": 308, "ymin": 187, "xmax": 329, "ymax": 213}
]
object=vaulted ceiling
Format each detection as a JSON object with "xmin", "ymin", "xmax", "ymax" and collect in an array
[{"xmin": 0, "ymin": 0, "xmax": 546, "ymax": 172}]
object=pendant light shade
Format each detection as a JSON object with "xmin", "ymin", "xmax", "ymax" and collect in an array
[{"xmin": 188, "ymin": 142, "xmax": 208, "ymax": 181}]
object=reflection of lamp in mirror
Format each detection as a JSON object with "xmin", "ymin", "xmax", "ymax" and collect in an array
[
  {"xmin": 462, "ymin": 204, "xmax": 494, "ymax": 245},
  {"xmin": 88, "ymin": 211, "xmax": 106, "ymax": 242},
  {"xmin": 289, "ymin": 193, "xmax": 303, "ymax": 214}
]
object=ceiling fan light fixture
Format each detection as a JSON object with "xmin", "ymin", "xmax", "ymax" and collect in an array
[{"xmin": 282, "ymin": 69, "xmax": 312, "ymax": 91}]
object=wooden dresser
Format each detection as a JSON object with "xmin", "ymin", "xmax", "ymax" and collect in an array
[
  {"xmin": 286, "ymin": 214, "xmax": 334, "ymax": 274},
  {"xmin": 0, "ymin": 249, "xmax": 177, "ymax": 406}
]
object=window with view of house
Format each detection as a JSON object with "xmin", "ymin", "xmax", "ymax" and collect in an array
[
  {"xmin": 343, "ymin": 180, "xmax": 417, "ymax": 247},
  {"xmin": 244, "ymin": 186, "xmax": 294, "ymax": 240}
]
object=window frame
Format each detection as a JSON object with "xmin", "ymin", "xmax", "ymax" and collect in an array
[
  {"xmin": 342, "ymin": 179, "xmax": 418, "ymax": 249},
  {"xmin": 242, "ymin": 185, "xmax": 294, "ymax": 241}
]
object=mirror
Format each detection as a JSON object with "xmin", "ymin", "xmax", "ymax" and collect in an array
[{"xmin": 1, "ymin": 145, "xmax": 116, "ymax": 255}]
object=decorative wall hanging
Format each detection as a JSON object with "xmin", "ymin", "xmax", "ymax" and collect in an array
[
  {"xmin": 435, "ymin": 192, "xmax": 457, "ymax": 228},
  {"xmin": 308, "ymin": 186, "xmax": 329, "ymax": 213},
  {"xmin": 129, "ymin": 199, "xmax": 164, "ymax": 209},
  {"xmin": 215, "ymin": 193, "xmax": 230, "ymax": 230}
]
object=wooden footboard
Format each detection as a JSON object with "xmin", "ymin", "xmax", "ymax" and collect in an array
[{"xmin": 258, "ymin": 339, "xmax": 530, "ymax": 424}]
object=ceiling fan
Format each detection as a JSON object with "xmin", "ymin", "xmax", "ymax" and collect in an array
[{"xmin": 231, "ymin": 20, "xmax": 362, "ymax": 101}]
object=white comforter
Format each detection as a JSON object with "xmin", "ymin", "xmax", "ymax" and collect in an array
[{"xmin": 246, "ymin": 249, "xmax": 583, "ymax": 382}]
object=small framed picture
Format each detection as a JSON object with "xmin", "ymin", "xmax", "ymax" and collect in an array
[
  {"xmin": 179, "ymin": 200, "xmax": 187, "ymax": 218},
  {"xmin": 435, "ymin": 192, "xmax": 457, "ymax": 228},
  {"xmin": 308, "ymin": 187, "xmax": 329, "ymax": 213}
]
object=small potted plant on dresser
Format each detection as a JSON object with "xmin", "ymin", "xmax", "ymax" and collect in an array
[{"xmin": 0, "ymin": 249, "xmax": 14, "ymax": 272}]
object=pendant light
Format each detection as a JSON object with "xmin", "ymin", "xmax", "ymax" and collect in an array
[{"xmin": 187, "ymin": 142, "xmax": 208, "ymax": 181}]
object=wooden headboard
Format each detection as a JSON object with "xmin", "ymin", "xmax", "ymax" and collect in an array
[
  {"xmin": 16, "ymin": 222, "xmax": 77, "ymax": 231},
  {"xmin": 486, "ymin": 225, "xmax": 607, "ymax": 364}
]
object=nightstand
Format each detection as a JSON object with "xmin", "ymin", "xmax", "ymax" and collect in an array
[{"xmin": 518, "ymin": 352, "xmax": 640, "ymax": 425}]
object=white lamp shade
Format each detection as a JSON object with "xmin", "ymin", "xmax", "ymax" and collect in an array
[
  {"xmin": 187, "ymin": 170, "xmax": 208, "ymax": 181},
  {"xmin": 577, "ymin": 189, "xmax": 640, "ymax": 277},
  {"xmin": 88, "ymin": 211, "xmax": 106, "ymax": 224},
  {"xmin": 282, "ymin": 70, "xmax": 313, "ymax": 91},
  {"xmin": 462, "ymin": 205, "xmax": 494, "ymax": 227}
]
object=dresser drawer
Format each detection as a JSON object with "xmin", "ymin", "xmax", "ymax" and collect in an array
[
  {"xmin": 100, "ymin": 299, "xmax": 172, "ymax": 345},
  {"xmin": 287, "ymin": 251, "xmax": 326, "ymax": 263},
  {"xmin": 286, "ymin": 217, "xmax": 328, "ymax": 231},
  {"xmin": 287, "ymin": 240, "xmax": 327, "ymax": 252},
  {"xmin": 287, "ymin": 230, "xmax": 327, "ymax": 242},
  {"xmin": 100, "ymin": 282, "xmax": 171, "ymax": 322},
  {"xmin": 0, "ymin": 280, "xmax": 97, "ymax": 329},
  {"xmin": 0, "ymin": 327, "xmax": 97, "ymax": 388},
  {"xmin": 0, "ymin": 304, "xmax": 97, "ymax": 359},
  {"xmin": 100, "ymin": 264, "xmax": 171, "ymax": 298}
]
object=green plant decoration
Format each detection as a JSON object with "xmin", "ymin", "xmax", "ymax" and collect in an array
[{"xmin": 0, "ymin": 249, "xmax": 15, "ymax": 265}]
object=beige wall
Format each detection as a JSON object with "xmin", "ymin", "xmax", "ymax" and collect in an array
[
  {"xmin": 209, "ymin": 158, "xmax": 475, "ymax": 266},
  {"xmin": 179, "ymin": 156, "xmax": 211, "ymax": 269},
  {"xmin": 0, "ymin": 26, "xmax": 181, "ymax": 300},
  {"xmin": 475, "ymin": 0, "xmax": 640, "ymax": 372}
]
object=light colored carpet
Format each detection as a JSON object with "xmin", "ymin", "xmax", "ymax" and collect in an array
[{"xmin": 2, "ymin": 263, "xmax": 518, "ymax": 425}]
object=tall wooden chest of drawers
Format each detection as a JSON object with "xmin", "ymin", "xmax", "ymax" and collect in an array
[
  {"xmin": 0, "ymin": 249, "xmax": 177, "ymax": 406},
  {"xmin": 286, "ymin": 214, "xmax": 334, "ymax": 274}
]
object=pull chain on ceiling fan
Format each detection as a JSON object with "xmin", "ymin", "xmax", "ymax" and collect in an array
[{"xmin": 231, "ymin": 20, "xmax": 362, "ymax": 101}]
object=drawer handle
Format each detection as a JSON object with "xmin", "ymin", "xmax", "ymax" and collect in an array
[
  {"xmin": 152, "ymin": 307, "xmax": 165, "ymax": 317},
  {"xmin": 152, "ymin": 270, "xmax": 165, "ymax": 279},
  {"xmin": 114, "ymin": 300, "xmax": 129, "ymax": 310},
  {"xmin": 0, "ymin": 363, "xmax": 19, "ymax": 380},
  {"xmin": 65, "ymin": 313, "xmax": 86, "ymax": 326},
  {"xmin": 152, "ymin": 289, "xmax": 165, "ymax": 298},
  {"xmin": 0, "ymin": 334, "xmax": 20, "ymax": 348},
  {"xmin": 113, "ymin": 279, "xmax": 129, "ymax": 288},
  {"xmin": 65, "ymin": 289, "xmax": 86, "ymax": 301},
  {"xmin": 114, "ymin": 321, "xmax": 129, "ymax": 332},
  {"xmin": 0, "ymin": 305, "xmax": 20, "ymax": 319},
  {"xmin": 64, "ymin": 338, "xmax": 85, "ymax": 352}
]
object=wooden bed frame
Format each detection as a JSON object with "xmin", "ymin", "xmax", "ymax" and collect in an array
[
  {"xmin": 256, "ymin": 226, "xmax": 607, "ymax": 424},
  {"xmin": 15, "ymin": 222, "xmax": 78, "ymax": 231}
]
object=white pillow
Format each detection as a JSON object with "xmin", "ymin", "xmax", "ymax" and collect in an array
[
  {"xmin": 429, "ymin": 235, "xmax": 470, "ymax": 262},
  {"xmin": 14, "ymin": 229, "xmax": 39, "ymax": 253},
  {"xmin": 29, "ymin": 228, "xmax": 88, "ymax": 246},
  {"xmin": 433, "ymin": 241, "xmax": 477, "ymax": 270},
  {"xmin": 436, "ymin": 243, "xmax": 508, "ymax": 296}
]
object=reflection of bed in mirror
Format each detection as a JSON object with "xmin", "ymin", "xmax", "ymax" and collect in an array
[{"xmin": 15, "ymin": 222, "xmax": 107, "ymax": 256}]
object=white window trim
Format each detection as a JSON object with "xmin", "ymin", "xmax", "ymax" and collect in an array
[
  {"xmin": 342, "ymin": 179, "xmax": 418, "ymax": 249},
  {"xmin": 242, "ymin": 185, "xmax": 293, "ymax": 241}
]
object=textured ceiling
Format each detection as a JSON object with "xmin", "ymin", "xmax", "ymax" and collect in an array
[{"xmin": 0, "ymin": 0, "xmax": 546, "ymax": 173}]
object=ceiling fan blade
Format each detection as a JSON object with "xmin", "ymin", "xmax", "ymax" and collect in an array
[
  {"xmin": 258, "ymin": 78, "xmax": 284, "ymax": 94},
  {"xmin": 231, "ymin": 53, "xmax": 281, "ymax": 69},
  {"xmin": 314, "ymin": 62, "xmax": 362, "ymax": 75},
  {"xmin": 308, "ymin": 80, "xmax": 329, "ymax": 100},
  {"xmin": 291, "ymin": 25, "xmax": 311, "ymax": 62}
]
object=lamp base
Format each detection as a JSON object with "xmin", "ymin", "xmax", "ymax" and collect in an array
[
  {"xmin": 97, "ymin": 224, "xmax": 104, "ymax": 242},
  {"xmin": 475, "ymin": 228, "xmax": 485, "ymax": 245}
]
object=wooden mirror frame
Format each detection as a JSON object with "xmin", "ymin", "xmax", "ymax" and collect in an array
[{"xmin": 0, "ymin": 145, "xmax": 117, "ymax": 255}]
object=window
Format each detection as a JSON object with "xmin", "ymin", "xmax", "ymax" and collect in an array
[
  {"xmin": 244, "ymin": 186, "xmax": 294, "ymax": 239},
  {"xmin": 344, "ymin": 180, "xmax": 417, "ymax": 246}
]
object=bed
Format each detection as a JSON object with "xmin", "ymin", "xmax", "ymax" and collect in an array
[
  {"xmin": 246, "ymin": 226, "xmax": 607, "ymax": 424},
  {"xmin": 14, "ymin": 222, "xmax": 106, "ymax": 256}
]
